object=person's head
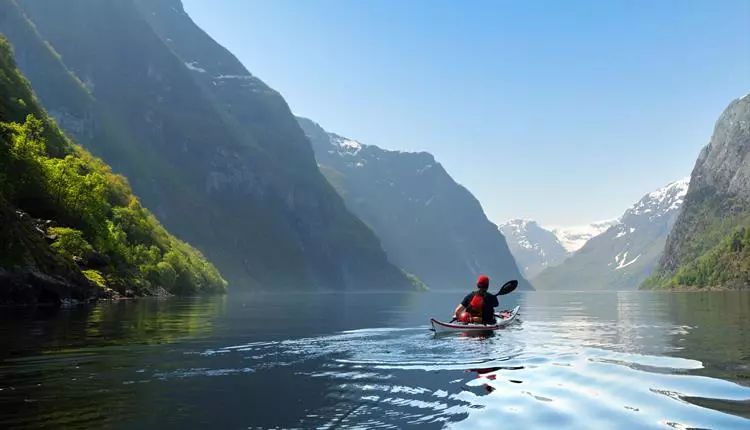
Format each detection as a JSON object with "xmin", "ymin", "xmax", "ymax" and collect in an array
[{"xmin": 476, "ymin": 275, "xmax": 490, "ymax": 293}]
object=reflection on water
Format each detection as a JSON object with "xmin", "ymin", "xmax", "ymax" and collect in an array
[
  {"xmin": 0, "ymin": 297, "xmax": 226, "ymax": 429},
  {"xmin": 0, "ymin": 291, "xmax": 748, "ymax": 429}
]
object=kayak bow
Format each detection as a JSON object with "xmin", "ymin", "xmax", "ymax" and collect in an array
[{"xmin": 430, "ymin": 305, "xmax": 520, "ymax": 334}]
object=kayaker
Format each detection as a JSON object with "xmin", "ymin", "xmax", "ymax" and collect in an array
[{"xmin": 453, "ymin": 275, "xmax": 499, "ymax": 324}]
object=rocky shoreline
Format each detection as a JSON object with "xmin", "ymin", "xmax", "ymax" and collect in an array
[{"xmin": 0, "ymin": 268, "xmax": 184, "ymax": 307}]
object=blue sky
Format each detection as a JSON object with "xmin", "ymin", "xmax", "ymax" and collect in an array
[{"xmin": 183, "ymin": 0, "xmax": 750, "ymax": 226}]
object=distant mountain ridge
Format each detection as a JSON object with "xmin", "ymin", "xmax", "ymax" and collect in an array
[
  {"xmin": 549, "ymin": 219, "xmax": 620, "ymax": 253},
  {"xmin": 499, "ymin": 219, "xmax": 568, "ymax": 278},
  {"xmin": 533, "ymin": 178, "xmax": 689, "ymax": 290},
  {"xmin": 1, "ymin": 0, "xmax": 415, "ymax": 290},
  {"xmin": 499, "ymin": 218, "xmax": 618, "ymax": 278},
  {"xmin": 297, "ymin": 117, "xmax": 531, "ymax": 290}
]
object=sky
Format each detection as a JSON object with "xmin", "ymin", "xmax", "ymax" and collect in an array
[{"xmin": 183, "ymin": 0, "xmax": 750, "ymax": 226}]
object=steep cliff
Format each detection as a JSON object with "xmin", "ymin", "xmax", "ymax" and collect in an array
[
  {"xmin": 297, "ymin": 117, "xmax": 530, "ymax": 290},
  {"xmin": 646, "ymin": 94, "xmax": 750, "ymax": 289},
  {"xmin": 0, "ymin": 36, "xmax": 225, "ymax": 304},
  {"xmin": 2, "ymin": 0, "xmax": 414, "ymax": 290}
]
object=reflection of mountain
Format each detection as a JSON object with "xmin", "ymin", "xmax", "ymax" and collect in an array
[
  {"xmin": 84, "ymin": 296, "xmax": 227, "ymax": 343},
  {"xmin": 518, "ymin": 290, "xmax": 750, "ymax": 387},
  {"xmin": 517, "ymin": 291, "xmax": 674, "ymax": 354},
  {"xmin": 1, "ymin": 297, "xmax": 226, "ymax": 358},
  {"xmin": 663, "ymin": 292, "xmax": 750, "ymax": 382},
  {"xmin": 0, "ymin": 296, "xmax": 226, "ymax": 427}
]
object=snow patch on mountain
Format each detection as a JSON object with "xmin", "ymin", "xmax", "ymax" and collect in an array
[
  {"xmin": 534, "ymin": 177, "xmax": 691, "ymax": 290},
  {"xmin": 184, "ymin": 61, "xmax": 206, "ymax": 73},
  {"xmin": 330, "ymin": 134, "xmax": 363, "ymax": 156},
  {"xmin": 627, "ymin": 177, "xmax": 689, "ymax": 219},
  {"xmin": 215, "ymin": 74, "xmax": 253, "ymax": 80},
  {"xmin": 499, "ymin": 219, "xmax": 569, "ymax": 278},
  {"xmin": 614, "ymin": 251, "xmax": 641, "ymax": 270},
  {"xmin": 548, "ymin": 219, "xmax": 620, "ymax": 252}
]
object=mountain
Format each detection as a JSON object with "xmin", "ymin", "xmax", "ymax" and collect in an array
[
  {"xmin": 296, "ymin": 117, "xmax": 530, "ymax": 290},
  {"xmin": 533, "ymin": 178, "xmax": 689, "ymax": 290},
  {"xmin": 499, "ymin": 219, "xmax": 568, "ymax": 278},
  {"xmin": 499, "ymin": 218, "xmax": 618, "ymax": 278},
  {"xmin": 1, "ymin": 0, "xmax": 416, "ymax": 290},
  {"xmin": 0, "ymin": 35, "xmax": 226, "ymax": 304},
  {"xmin": 549, "ymin": 219, "xmax": 620, "ymax": 253},
  {"xmin": 645, "ymin": 94, "xmax": 750, "ymax": 290}
]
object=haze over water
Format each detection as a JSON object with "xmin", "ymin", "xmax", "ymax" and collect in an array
[{"xmin": 1, "ymin": 291, "xmax": 748, "ymax": 429}]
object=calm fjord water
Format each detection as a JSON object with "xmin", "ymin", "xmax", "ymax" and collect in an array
[{"xmin": 0, "ymin": 291, "xmax": 748, "ymax": 429}]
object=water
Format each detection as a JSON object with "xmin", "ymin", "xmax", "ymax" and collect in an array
[{"xmin": 0, "ymin": 291, "xmax": 748, "ymax": 429}]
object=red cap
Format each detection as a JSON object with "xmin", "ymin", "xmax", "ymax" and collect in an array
[{"xmin": 477, "ymin": 275, "xmax": 490, "ymax": 288}]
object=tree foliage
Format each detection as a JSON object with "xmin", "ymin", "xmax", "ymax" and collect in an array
[
  {"xmin": 0, "ymin": 114, "xmax": 226, "ymax": 295},
  {"xmin": 644, "ymin": 222, "xmax": 750, "ymax": 290}
]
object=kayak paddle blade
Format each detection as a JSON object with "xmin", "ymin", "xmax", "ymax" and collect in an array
[{"xmin": 495, "ymin": 280, "xmax": 518, "ymax": 296}]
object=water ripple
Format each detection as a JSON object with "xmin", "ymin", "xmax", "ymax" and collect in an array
[{"xmin": 187, "ymin": 320, "xmax": 750, "ymax": 429}]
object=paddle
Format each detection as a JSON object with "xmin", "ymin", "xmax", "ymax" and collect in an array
[
  {"xmin": 494, "ymin": 279, "xmax": 518, "ymax": 297},
  {"xmin": 449, "ymin": 279, "xmax": 519, "ymax": 322}
]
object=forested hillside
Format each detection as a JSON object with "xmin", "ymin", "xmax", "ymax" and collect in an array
[
  {"xmin": 0, "ymin": 36, "xmax": 226, "ymax": 304},
  {"xmin": 1, "ymin": 0, "xmax": 416, "ymax": 290}
]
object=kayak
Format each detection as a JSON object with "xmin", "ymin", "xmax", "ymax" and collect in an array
[{"xmin": 430, "ymin": 305, "xmax": 520, "ymax": 334}]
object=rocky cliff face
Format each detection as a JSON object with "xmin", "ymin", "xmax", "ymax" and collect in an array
[
  {"xmin": 534, "ymin": 179, "xmax": 688, "ymax": 290},
  {"xmin": 690, "ymin": 95, "xmax": 750, "ymax": 200},
  {"xmin": 648, "ymin": 94, "xmax": 750, "ymax": 289},
  {"xmin": 297, "ymin": 117, "xmax": 530, "ymax": 290},
  {"xmin": 0, "ymin": 197, "xmax": 98, "ymax": 305},
  {"xmin": 3, "ymin": 0, "xmax": 414, "ymax": 290},
  {"xmin": 499, "ymin": 219, "xmax": 568, "ymax": 278}
]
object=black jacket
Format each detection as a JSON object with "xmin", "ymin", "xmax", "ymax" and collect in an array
[{"xmin": 461, "ymin": 292, "xmax": 499, "ymax": 323}]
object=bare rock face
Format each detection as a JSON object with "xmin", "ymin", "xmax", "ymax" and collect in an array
[
  {"xmin": 655, "ymin": 94, "xmax": 750, "ymax": 279},
  {"xmin": 0, "ymin": 199, "xmax": 99, "ymax": 306},
  {"xmin": 297, "ymin": 117, "xmax": 531, "ymax": 291},
  {"xmin": 691, "ymin": 95, "xmax": 750, "ymax": 201}
]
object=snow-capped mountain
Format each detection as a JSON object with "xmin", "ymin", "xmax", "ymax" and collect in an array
[
  {"xmin": 499, "ymin": 219, "xmax": 569, "ymax": 278},
  {"xmin": 533, "ymin": 178, "xmax": 690, "ymax": 290},
  {"xmin": 499, "ymin": 218, "xmax": 617, "ymax": 278},
  {"xmin": 549, "ymin": 219, "xmax": 620, "ymax": 253}
]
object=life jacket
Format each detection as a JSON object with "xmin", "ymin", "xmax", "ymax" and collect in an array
[{"xmin": 468, "ymin": 292, "xmax": 484, "ymax": 316}]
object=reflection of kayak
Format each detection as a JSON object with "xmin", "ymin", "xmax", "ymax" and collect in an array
[{"xmin": 430, "ymin": 305, "xmax": 520, "ymax": 334}]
